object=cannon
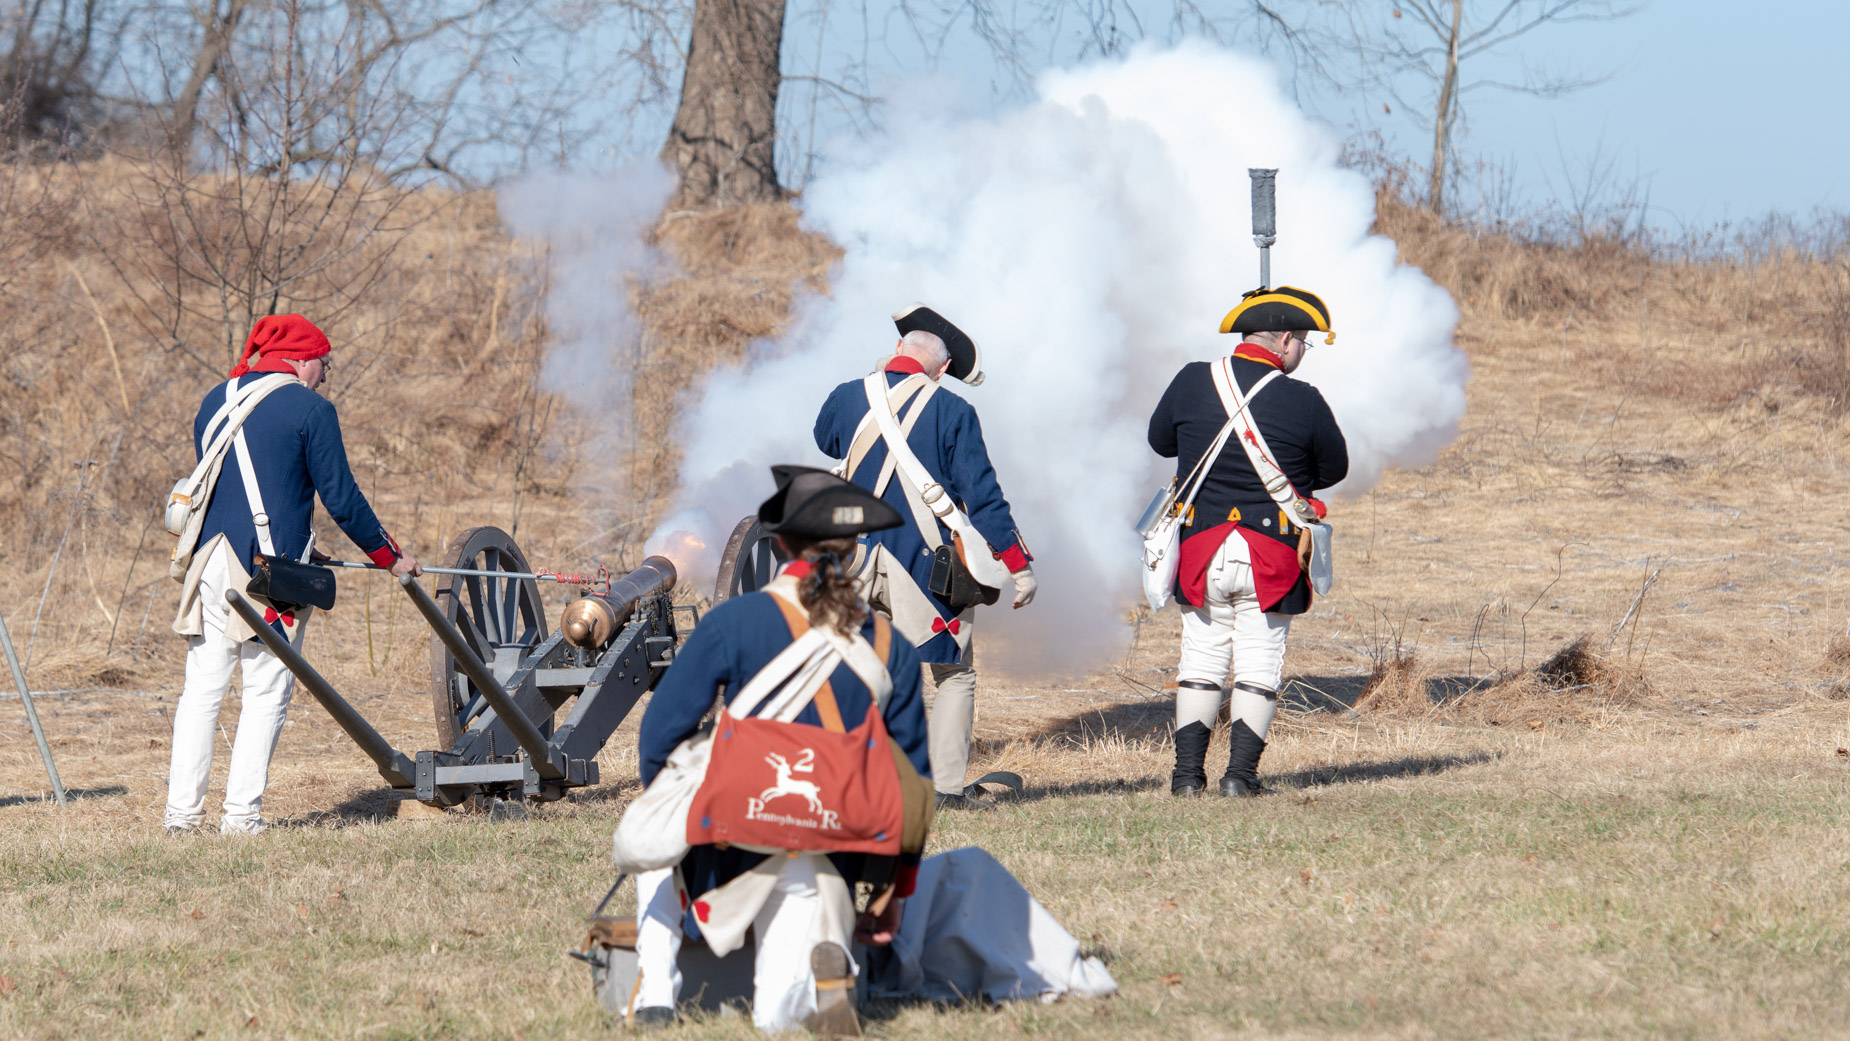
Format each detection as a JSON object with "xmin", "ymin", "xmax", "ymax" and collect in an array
[{"xmin": 225, "ymin": 526, "xmax": 685, "ymax": 807}]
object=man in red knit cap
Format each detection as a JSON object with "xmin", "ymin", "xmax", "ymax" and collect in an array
[{"xmin": 166, "ymin": 314, "xmax": 421, "ymax": 835}]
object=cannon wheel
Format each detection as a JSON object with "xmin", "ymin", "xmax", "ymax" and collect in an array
[
  {"xmin": 712, "ymin": 515, "xmax": 786, "ymax": 603},
  {"xmin": 428, "ymin": 526, "xmax": 549, "ymax": 749}
]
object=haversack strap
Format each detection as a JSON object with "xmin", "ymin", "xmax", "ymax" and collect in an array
[
  {"xmin": 765, "ymin": 589, "xmax": 845, "ymax": 732},
  {"xmin": 231, "ymin": 426, "xmax": 277, "ymax": 560},
  {"xmin": 1210, "ymin": 359, "xmax": 1317, "ymax": 527}
]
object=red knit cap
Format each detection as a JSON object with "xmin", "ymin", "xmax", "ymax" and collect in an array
[{"xmin": 227, "ymin": 314, "xmax": 331, "ymax": 378}]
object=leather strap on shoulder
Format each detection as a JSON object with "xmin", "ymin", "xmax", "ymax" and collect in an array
[{"xmin": 765, "ymin": 589, "xmax": 845, "ymax": 733}]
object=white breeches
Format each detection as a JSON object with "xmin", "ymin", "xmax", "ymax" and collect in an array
[
  {"xmin": 632, "ymin": 867, "xmax": 685, "ymax": 1013},
  {"xmin": 927, "ymin": 662, "xmax": 977, "ymax": 795},
  {"xmin": 750, "ymin": 854, "xmax": 857, "ymax": 1032},
  {"xmin": 165, "ymin": 545, "xmax": 296, "ymax": 828},
  {"xmin": 1176, "ymin": 534, "xmax": 1291, "ymax": 741},
  {"xmin": 631, "ymin": 856, "xmax": 856, "ymax": 1033}
]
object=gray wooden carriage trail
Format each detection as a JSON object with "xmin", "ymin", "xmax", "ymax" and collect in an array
[{"xmin": 225, "ymin": 525, "xmax": 700, "ymax": 807}]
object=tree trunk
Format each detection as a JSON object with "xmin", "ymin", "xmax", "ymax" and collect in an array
[
  {"xmin": 661, "ymin": 0, "xmax": 786, "ymax": 210},
  {"xmin": 1426, "ymin": 0, "xmax": 1462, "ymax": 215}
]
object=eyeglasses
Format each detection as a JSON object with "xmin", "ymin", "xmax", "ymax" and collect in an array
[{"xmin": 319, "ymin": 357, "xmax": 333, "ymax": 376}]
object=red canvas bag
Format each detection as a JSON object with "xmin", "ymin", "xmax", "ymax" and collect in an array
[{"xmin": 684, "ymin": 593, "xmax": 906, "ymax": 856}]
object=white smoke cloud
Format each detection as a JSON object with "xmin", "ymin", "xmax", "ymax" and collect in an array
[
  {"xmin": 498, "ymin": 165, "xmax": 676, "ymax": 477},
  {"xmin": 650, "ymin": 41, "xmax": 1466, "ymax": 674}
]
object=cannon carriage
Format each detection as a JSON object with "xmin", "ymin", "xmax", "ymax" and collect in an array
[
  {"xmin": 226, "ymin": 526, "xmax": 690, "ymax": 808},
  {"xmin": 218, "ymin": 513, "xmax": 803, "ymax": 808}
]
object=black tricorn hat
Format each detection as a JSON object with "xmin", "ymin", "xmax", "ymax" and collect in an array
[
  {"xmin": 893, "ymin": 303, "xmax": 985, "ymax": 385},
  {"xmin": 758, "ymin": 465, "xmax": 904, "ymax": 539},
  {"xmin": 1219, "ymin": 285, "xmax": 1336, "ymax": 345}
]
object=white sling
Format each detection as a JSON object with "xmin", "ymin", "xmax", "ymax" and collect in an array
[
  {"xmin": 858, "ymin": 372, "xmax": 1012, "ymax": 588},
  {"xmin": 1139, "ymin": 358, "xmax": 1278, "ymax": 610},
  {"xmin": 1208, "ymin": 360, "xmax": 1335, "ymax": 595},
  {"xmin": 167, "ymin": 373, "xmax": 298, "ymax": 579}
]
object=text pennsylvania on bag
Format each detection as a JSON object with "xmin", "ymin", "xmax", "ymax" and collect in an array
[{"xmin": 611, "ymin": 579, "xmax": 932, "ymax": 875}]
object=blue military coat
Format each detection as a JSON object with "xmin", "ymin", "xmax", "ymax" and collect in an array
[
  {"xmin": 812, "ymin": 359, "xmax": 1030, "ymax": 663},
  {"xmin": 193, "ymin": 375, "xmax": 399, "ymax": 573}
]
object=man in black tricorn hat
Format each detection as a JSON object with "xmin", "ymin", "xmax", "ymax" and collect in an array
[
  {"xmin": 813, "ymin": 304, "xmax": 1036, "ymax": 810},
  {"xmin": 1147, "ymin": 286, "xmax": 1348, "ymax": 797}
]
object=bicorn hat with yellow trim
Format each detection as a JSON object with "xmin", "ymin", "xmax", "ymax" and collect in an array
[
  {"xmin": 893, "ymin": 303, "xmax": 984, "ymax": 386},
  {"xmin": 1219, "ymin": 286, "xmax": 1336, "ymax": 345}
]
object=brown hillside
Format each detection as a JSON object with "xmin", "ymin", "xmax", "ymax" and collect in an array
[{"xmin": 1, "ymin": 161, "xmax": 1847, "ymax": 716}]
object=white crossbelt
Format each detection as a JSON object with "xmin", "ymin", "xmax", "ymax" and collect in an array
[
  {"xmin": 859, "ymin": 372, "xmax": 1011, "ymax": 587},
  {"xmin": 1210, "ymin": 360, "xmax": 1320, "ymax": 528},
  {"xmin": 729, "ymin": 580, "xmax": 894, "ymax": 721}
]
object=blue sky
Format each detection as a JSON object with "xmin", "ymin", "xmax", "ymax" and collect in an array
[{"xmin": 1303, "ymin": 0, "xmax": 1850, "ymax": 229}]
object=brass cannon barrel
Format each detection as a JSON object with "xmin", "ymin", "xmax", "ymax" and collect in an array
[{"xmin": 560, "ymin": 556, "xmax": 679, "ymax": 650}]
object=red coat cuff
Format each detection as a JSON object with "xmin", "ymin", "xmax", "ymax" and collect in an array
[
  {"xmin": 895, "ymin": 863, "xmax": 919, "ymax": 898},
  {"xmin": 997, "ymin": 542, "xmax": 1032, "ymax": 573},
  {"xmin": 365, "ymin": 539, "xmax": 401, "ymax": 568}
]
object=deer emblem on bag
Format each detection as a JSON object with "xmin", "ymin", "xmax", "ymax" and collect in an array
[{"xmin": 759, "ymin": 751, "xmax": 826, "ymax": 814}]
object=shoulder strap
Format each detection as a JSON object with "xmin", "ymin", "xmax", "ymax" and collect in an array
[
  {"xmin": 1173, "ymin": 359, "xmax": 1278, "ymax": 511},
  {"xmin": 728, "ymin": 579, "xmax": 895, "ymax": 726},
  {"xmin": 871, "ymin": 379, "xmax": 938, "ymax": 498},
  {"xmin": 764, "ymin": 589, "xmax": 844, "ymax": 732},
  {"xmin": 862, "ymin": 372, "xmax": 968, "ymax": 550},
  {"xmin": 871, "ymin": 613, "xmax": 891, "ymax": 666},
  {"xmin": 1211, "ymin": 360, "xmax": 1318, "ymax": 526},
  {"xmin": 231, "ymin": 427, "xmax": 277, "ymax": 559},
  {"xmin": 839, "ymin": 373, "xmax": 935, "ymax": 492},
  {"xmin": 182, "ymin": 374, "xmax": 297, "ymax": 503}
]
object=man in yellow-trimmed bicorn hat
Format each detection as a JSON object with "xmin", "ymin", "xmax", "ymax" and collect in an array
[{"xmin": 1147, "ymin": 284, "xmax": 1348, "ymax": 797}]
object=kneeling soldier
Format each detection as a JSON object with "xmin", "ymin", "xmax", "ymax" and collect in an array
[
  {"xmin": 1147, "ymin": 288, "xmax": 1348, "ymax": 796},
  {"xmin": 632, "ymin": 467, "xmax": 931, "ymax": 1034}
]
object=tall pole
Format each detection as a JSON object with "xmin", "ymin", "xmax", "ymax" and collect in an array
[
  {"xmin": 0, "ymin": 610, "xmax": 67, "ymax": 807},
  {"xmin": 1249, "ymin": 168, "xmax": 1277, "ymax": 290}
]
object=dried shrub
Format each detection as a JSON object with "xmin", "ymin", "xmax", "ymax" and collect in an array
[
  {"xmin": 1354, "ymin": 651, "xmax": 1434, "ymax": 719},
  {"xmin": 1453, "ymin": 635, "xmax": 1650, "ymax": 726}
]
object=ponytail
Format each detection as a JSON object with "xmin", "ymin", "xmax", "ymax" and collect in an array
[{"xmin": 787, "ymin": 535, "xmax": 864, "ymax": 636}]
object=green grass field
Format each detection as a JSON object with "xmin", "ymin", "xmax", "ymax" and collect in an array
[{"xmin": 4, "ymin": 702, "xmax": 1847, "ymax": 1040}]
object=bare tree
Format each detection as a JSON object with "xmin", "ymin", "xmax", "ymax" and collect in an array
[
  {"xmin": 1320, "ymin": 0, "xmax": 1639, "ymax": 215},
  {"xmin": 666, "ymin": 0, "xmax": 1332, "ymax": 207},
  {"xmin": 0, "ymin": 0, "xmax": 112, "ymax": 141}
]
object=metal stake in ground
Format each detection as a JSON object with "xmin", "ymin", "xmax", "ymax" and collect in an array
[{"xmin": 0, "ymin": 610, "xmax": 67, "ymax": 807}]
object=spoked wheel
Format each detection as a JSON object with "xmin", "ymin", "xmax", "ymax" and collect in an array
[
  {"xmin": 713, "ymin": 516, "xmax": 786, "ymax": 603},
  {"xmin": 428, "ymin": 526, "xmax": 549, "ymax": 749}
]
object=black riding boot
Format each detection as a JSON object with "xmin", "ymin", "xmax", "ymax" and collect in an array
[
  {"xmin": 1219, "ymin": 719, "xmax": 1273, "ymax": 797},
  {"xmin": 1171, "ymin": 722, "xmax": 1211, "ymax": 796}
]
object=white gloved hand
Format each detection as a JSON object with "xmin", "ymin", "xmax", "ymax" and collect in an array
[{"xmin": 1010, "ymin": 567, "xmax": 1037, "ymax": 609}]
